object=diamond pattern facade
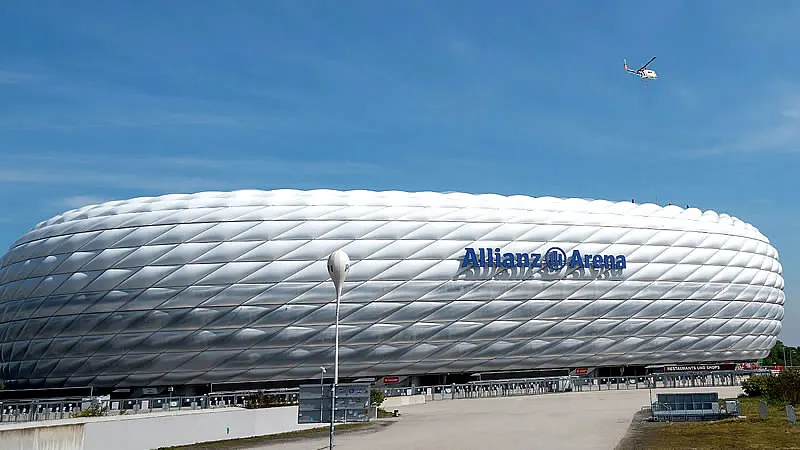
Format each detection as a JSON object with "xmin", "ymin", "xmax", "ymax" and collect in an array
[{"xmin": 0, "ymin": 190, "xmax": 785, "ymax": 389}]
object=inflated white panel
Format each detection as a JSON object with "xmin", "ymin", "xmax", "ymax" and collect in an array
[{"xmin": 0, "ymin": 189, "xmax": 785, "ymax": 389}]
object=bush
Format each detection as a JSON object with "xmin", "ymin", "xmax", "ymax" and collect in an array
[
  {"xmin": 72, "ymin": 403, "xmax": 107, "ymax": 418},
  {"xmin": 376, "ymin": 408, "xmax": 395, "ymax": 418},
  {"xmin": 742, "ymin": 375, "xmax": 776, "ymax": 398},
  {"xmin": 244, "ymin": 390, "xmax": 290, "ymax": 409},
  {"xmin": 776, "ymin": 368, "xmax": 800, "ymax": 406},
  {"xmin": 370, "ymin": 389, "xmax": 385, "ymax": 407},
  {"xmin": 742, "ymin": 369, "xmax": 800, "ymax": 405}
]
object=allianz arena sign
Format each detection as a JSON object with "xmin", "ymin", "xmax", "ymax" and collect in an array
[{"xmin": 461, "ymin": 247, "xmax": 627, "ymax": 271}]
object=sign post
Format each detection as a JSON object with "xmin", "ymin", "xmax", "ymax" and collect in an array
[{"xmin": 298, "ymin": 383, "xmax": 371, "ymax": 424}]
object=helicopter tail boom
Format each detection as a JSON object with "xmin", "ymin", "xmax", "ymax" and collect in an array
[{"xmin": 623, "ymin": 59, "xmax": 638, "ymax": 74}]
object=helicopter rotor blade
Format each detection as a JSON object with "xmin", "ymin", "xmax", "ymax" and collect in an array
[{"xmin": 639, "ymin": 56, "xmax": 656, "ymax": 71}]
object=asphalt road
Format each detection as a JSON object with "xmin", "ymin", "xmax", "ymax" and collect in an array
[{"xmin": 246, "ymin": 386, "xmax": 743, "ymax": 450}]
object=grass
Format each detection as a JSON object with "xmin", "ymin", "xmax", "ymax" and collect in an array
[
  {"xmin": 159, "ymin": 422, "xmax": 375, "ymax": 450},
  {"xmin": 617, "ymin": 397, "xmax": 800, "ymax": 450}
]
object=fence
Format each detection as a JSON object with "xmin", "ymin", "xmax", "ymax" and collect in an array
[
  {"xmin": 571, "ymin": 370, "xmax": 759, "ymax": 393},
  {"xmin": 0, "ymin": 370, "xmax": 767, "ymax": 425},
  {"xmin": 378, "ymin": 376, "xmax": 574, "ymax": 401},
  {"xmin": 377, "ymin": 370, "xmax": 762, "ymax": 400},
  {"xmin": 0, "ymin": 388, "xmax": 299, "ymax": 424}
]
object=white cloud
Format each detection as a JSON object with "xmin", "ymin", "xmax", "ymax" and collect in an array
[
  {"xmin": 60, "ymin": 195, "xmax": 110, "ymax": 209},
  {"xmin": 0, "ymin": 153, "xmax": 392, "ymax": 192},
  {"xmin": 690, "ymin": 82, "xmax": 800, "ymax": 155},
  {"xmin": 0, "ymin": 70, "xmax": 42, "ymax": 85},
  {"xmin": 782, "ymin": 109, "xmax": 800, "ymax": 119}
]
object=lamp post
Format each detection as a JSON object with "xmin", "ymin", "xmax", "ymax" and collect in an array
[
  {"xmin": 648, "ymin": 375, "xmax": 654, "ymax": 418},
  {"xmin": 326, "ymin": 250, "xmax": 350, "ymax": 450}
]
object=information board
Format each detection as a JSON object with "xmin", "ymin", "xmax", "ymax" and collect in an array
[{"xmin": 298, "ymin": 383, "xmax": 371, "ymax": 424}]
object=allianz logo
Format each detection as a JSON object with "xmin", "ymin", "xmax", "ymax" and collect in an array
[{"xmin": 461, "ymin": 247, "xmax": 627, "ymax": 271}]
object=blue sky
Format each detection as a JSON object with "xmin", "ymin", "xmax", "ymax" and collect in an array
[{"xmin": 0, "ymin": 1, "xmax": 798, "ymax": 345}]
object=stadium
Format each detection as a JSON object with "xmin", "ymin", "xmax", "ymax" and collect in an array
[{"xmin": 0, "ymin": 189, "xmax": 785, "ymax": 395}]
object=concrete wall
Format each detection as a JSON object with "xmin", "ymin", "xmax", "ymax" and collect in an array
[
  {"xmin": 0, "ymin": 424, "xmax": 84, "ymax": 450},
  {"xmin": 85, "ymin": 406, "xmax": 324, "ymax": 450},
  {"xmin": 1, "ymin": 406, "xmax": 324, "ymax": 450},
  {"xmin": 382, "ymin": 394, "xmax": 426, "ymax": 408}
]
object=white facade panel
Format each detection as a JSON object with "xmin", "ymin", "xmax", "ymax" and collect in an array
[{"xmin": 0, "ymin": 189, "xmax": 785, "ymax": 389}]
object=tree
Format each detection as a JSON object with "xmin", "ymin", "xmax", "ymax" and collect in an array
[
  {"xmin": 370, "ymin": 389, "xmax": 385, "ymax": 408},
  {"xmin": 762, "ymin": 340, "xmax": 799, "ymax": 367}
]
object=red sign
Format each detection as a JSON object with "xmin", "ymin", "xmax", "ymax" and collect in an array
[
  {"xmin": 575, "ymin": 368, "xmax": 589, "ymax": 375},
  {"xmin": 383, "ymin": 377, "xmax": 400, "ymax": 384}
]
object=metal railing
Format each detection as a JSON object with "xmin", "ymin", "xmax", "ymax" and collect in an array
[
  {"xmin": 377, "ymin": 370, "xmax": 761, "ymax": 400},
  {"xmin": 0, "ymin": 370, "xmax": 769, "ymax": 425},
  {"xmin": 378, "ymin": 376, "xmax": 575, "ymax": 401},
  {"xmin": 0, "ymin": 389, "xmax": 299, "ymax": 425},
  {"xmin": 571, "ymin": 370, "xmax": 759, "ymax": 392}
]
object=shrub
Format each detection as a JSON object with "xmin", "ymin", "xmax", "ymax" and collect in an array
[
  {"xmin": 377, "ymin": 408, "xmax": 395, "ymax": 418},
  {"xmin": 775, "ymin": 368, "xmax": 800, "ymax": 406},
  {"xmin": 244, "ymin": 390, "xmax": 288, "ymax": 409},
  {"xmin": 742, "ymin": 369, "xmax": 800, "ymax": 405},
  {"xmin": 72, "ymin": 403, "xmax": 106, "ymax": 418},
  {"xmin": 742, "ymin": 375, "xmax": 775, "ymax": 398}
]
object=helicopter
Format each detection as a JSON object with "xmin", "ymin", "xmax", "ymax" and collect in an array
[{"xmin": 624, "ymin": 56, "xmax": 657, "ymax": 83}]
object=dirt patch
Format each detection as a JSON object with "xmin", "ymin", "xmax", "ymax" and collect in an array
[{"xmin": 615, "ymin": 409, "xmax": 652, "ymax": 450}]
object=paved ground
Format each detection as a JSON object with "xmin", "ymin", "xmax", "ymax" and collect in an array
[{"xmin": 247, "ymin": 386, "xmax": 743, "ymax": 450}]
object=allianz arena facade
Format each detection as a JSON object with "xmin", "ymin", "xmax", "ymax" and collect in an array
[{"xmin": 0, "ymin": 190, "xmax": 785, "ymax": 390}]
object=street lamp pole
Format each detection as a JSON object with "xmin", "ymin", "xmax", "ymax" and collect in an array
[{"xmin": 327, "ymin": 250, "xmax": 350, "ymax": 450}]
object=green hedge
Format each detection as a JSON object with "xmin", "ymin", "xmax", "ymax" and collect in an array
[{"xmin": 741, "ymin": 368, "xmax": 800, "ymax": 405}]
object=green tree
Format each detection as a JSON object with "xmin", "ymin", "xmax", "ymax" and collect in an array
[
  {"xmin": 370, "ymin": 389, "xmax": 385, "ymax": 407},
  {"xmin": 761, "ymin": 340, "xmax": 799, "ymax": 366}
]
